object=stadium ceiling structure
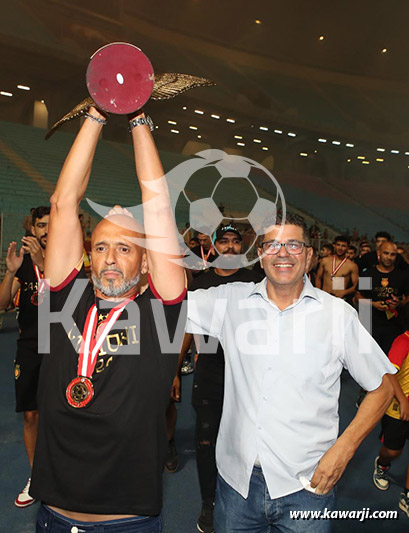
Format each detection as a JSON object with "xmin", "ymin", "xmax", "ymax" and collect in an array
[{"xmin": 1, "ymin": 0, "xmax": 409, "ymax": 150}]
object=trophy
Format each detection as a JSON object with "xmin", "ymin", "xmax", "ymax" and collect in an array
[{"xmin": 45, "ymin": 42, "xmax": 215, "ymax": 139}]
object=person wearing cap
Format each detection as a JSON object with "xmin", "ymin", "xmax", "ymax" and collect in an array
[
  {"xmin": 173, "ymin": 224, "xmax": 263, "ymax": 533},
  {"xmin": 186, "ymin": 212, "xmax": 395, "ymax": 532}
]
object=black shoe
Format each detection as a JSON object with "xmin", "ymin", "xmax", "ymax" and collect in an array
[
  {"xmin": 197, "ymin": 502, "xmax": 215, "ymax": 533},
  {"xmin": 165, "ymin": 439, "xmax": 178, "ymax": 473}
]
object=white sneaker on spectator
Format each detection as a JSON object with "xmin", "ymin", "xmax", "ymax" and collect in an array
[{"xmin": 15, "ymin": 478, "xmax": 35, "ymax": 508}]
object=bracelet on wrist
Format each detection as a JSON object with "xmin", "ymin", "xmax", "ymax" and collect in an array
[
  {"xmin": 85, "ymin": 112, "xmax": 107, "ymax": 126},
  {"xmin": 128, "ymin": 116, "xmax": 154, "ymax": 132}
]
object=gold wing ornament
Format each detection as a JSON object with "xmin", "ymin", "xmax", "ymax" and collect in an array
[
  {"xmin": 45, "ymin": 74, "xmax": 215, "ymax": 139},
  {"xmin": 151, "ymin": 73, "xmax": 215, "ymax": 100}
]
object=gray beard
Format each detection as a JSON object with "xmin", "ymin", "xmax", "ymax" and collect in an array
[{"xmin": 92, "ymin": 273, "xmax": 140, "ymax": 298}]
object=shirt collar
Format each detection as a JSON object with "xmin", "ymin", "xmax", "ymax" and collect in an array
[{"xmin": 249, "ymin": 274, "xmax": 321, "ymax": 306}]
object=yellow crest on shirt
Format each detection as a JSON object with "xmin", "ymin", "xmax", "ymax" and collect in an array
[
  {"xmin": 381, "ymin": 277, "xmax": 389, "ymax": 287},
  {"xmin": 14, "ymin": 364, "xmax": 21, "ymax": 380}
]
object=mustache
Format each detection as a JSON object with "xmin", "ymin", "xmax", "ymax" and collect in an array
[
  {"xmin": 100, "ymin": 268, "xmax": 124, "ymax": 276},
  {"xmin": 221, "ymin": 250, "xmax": 239, "ymax": 255}
]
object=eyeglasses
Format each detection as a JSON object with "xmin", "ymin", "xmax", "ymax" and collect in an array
[{"xmin": 260, "ymin": 240, "xmax": 307, "ymax": 255}]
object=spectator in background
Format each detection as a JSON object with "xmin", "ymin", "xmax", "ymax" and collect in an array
[
  {"xmin": 320, "ymin": 243, "xmax": 333, "ymax": 258},
  {"xmin": 397, "ymin": 244, "xmax": 409, "ymax": 266},
  {"xmin": 356, "ymin": 241, "xmax": 409, "ymax": 354},
  {"xmin": 358, "ymin": 232, "xmax": 408, "ymax": 273},
  {"xmin": 188, "ymin": 236, "xmax": 200, "ymax": 249},
  {"xmin": 373, "ymin": 304, "xmax": 409, "ymax": 518},
  {"xmin": 173, "ymin": 224, "xmax": 263, "ymax": 533},
  {"xmin": 190, "ymin": 232, "xmax": 217, "ymax": 274},
  {"xmin": 359, "ymin": 241, "xmax": 372, "ymax": 258},
  {"xmin": 0, "ymin": 206, "xmax": 50, "ymax": 508},
  {"xmin": 22, "ymin": 208, "xmax": 35, "ymax": 236},
  {"xmin": 346, "ymin": 245, "xmax": 358, "ymax": 262},
  {"xmin": 308, "ymin": 246, "xmax": 319, "ymax": 286},
  {"xmin": 316, "ymin": 235, "xmax": 359, "ymax": 302}
]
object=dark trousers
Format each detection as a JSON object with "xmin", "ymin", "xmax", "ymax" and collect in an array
[{"xmin": 192, "ymin": 359, "xmax": 224, "ymax": 504}]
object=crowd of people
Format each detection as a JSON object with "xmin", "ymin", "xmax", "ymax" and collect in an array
[{"xmin": 0, "ymin": 106, "xmax": 408, "ymax": 533}]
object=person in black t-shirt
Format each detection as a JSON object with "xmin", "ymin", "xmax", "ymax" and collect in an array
[
  {"xmin": 172, "ymin": 224, "xmax": 263, "ymax": 533},
  {"xmin": 358, "ymin": 231, "xmax": 409, "ymax": 274},
  {"xmin": 0, "ymin": 205, "xmax": 49, "ymax": 508},
  {"xmin": 357, "ymin": 241, "xmax": 409, "ymax": 354},
  {"xmin": 30, "ymin": 107, "xmax": 186, "ymax": 532}
]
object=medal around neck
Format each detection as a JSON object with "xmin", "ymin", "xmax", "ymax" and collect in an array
[
  {"xmin": 66, "ymin": 376, "xmax": 94, "ymax": 408},
  {"xmin": 66, "ymin": 299, "xmax": 132, "ymax": 408},
  {"xmin": 86, "ymin": 42, "xmax": 155, "ymax": 114}
]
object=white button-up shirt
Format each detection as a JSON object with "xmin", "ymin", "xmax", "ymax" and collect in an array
[{"xmin": 186, "ymin": 276, "xmax": 395, "ymax": 499}]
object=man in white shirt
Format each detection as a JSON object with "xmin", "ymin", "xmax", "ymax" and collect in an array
[{"xmin": 187, "ymin": 213, "xmax": 395, "ymax": 532}]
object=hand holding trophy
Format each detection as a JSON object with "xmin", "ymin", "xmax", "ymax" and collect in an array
[{"xmin": 45, "ymin": 42, "xmax": 215, "ymax": 138}]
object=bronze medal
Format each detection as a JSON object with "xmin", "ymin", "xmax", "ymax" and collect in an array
[
  {"xmin": 66, "ymin": 376, "xmax": 94, "ymax": 408},
  {"xmin": 30, "ymin": 291, "xmax": 43, "ymax": 306}
]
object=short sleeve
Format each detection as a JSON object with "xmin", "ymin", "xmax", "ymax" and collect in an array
[
  {"xmin": 49, "ymin": 265, "xmax": 89, "ymax": 313},
  {"xmin": 341, "ymin": 310, "xmax": 397, "ymax": 391},
  {"xmin": 147, "ymin": 275, "xmax": 187, "ymax": 345},
  {"xmin": 186, "ymin": 284, "xmax": 230, "ymax": 339}
]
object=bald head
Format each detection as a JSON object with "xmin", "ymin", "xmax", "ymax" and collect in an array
[{"xmin": 378, "ymin": 241, "xmax": 397, "ymax": 270}]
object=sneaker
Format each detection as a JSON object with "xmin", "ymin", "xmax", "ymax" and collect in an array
[
  {"xmin": 373, "ymin": 457, "xmax": 390, "ymax": 491},
  {"xmin": 165, "ymin": 439, "xmax": 178, "ymax": 473},
  {"xmin": 399, "ymin": 491, "xmax": 409, "ymax": 517},
  {"xmin": 181, "ymin": 360, "xmax": 194, "ymax": 375},
  {"xmin": 15, "ymin": 478, "xmax": 35, "ymax": 508},
  {"xmin": 197, "ymin": 502, "xmax": 215, "ymax": 533}
]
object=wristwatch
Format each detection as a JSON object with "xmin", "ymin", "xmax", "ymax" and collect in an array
[{"xmin": 128, "ymin": 116, "xmax": 154, "ymax": 132}]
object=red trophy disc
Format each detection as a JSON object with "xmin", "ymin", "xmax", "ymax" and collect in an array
[{"xmin": 86, "ymin": 42, "xmax": 155, "ymax": 114}]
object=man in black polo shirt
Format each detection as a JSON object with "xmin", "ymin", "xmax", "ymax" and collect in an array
[
  {"xmin": 31, "ymin": 106, "xmax": 185, "ymax": 532},
  {"xmin": 357, "ymin": 241, "xmax": 409, "ymax": 354},
  {"xmin": 173, "ymin": 224, "xmax": 263, "ymax": 533},
  {"xmin": 0, "ymin": 205, "xmax": 49, "ymax": 508}
]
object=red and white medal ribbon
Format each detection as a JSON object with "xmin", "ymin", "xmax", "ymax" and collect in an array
[
  {"xmin": 78, "ymin": 298, "xmax": 132, "ymax": 378},
  {"xmin": 201, "ymin": 245, "xmax": 214, "ymax": 269},
  {"xmin": 66, "ymin": 296, "xmax": 135, "ymax": 408},
  {"xmin": 332, "ymin": 256, "xmax": 347, "ymax": 278}
]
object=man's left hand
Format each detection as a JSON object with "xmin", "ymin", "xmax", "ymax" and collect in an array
[{"xmin": 310, "ymin": 441, "xmax": 354, "ymax": 494}]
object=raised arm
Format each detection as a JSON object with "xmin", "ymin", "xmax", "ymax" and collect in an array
[
  {"xmin": 129, "ymin": 111, "xmax": 185, "ymax": 300},
  {"xmin": 45, "ymin": 108, "xmax": 105, "ymax": 286}
]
